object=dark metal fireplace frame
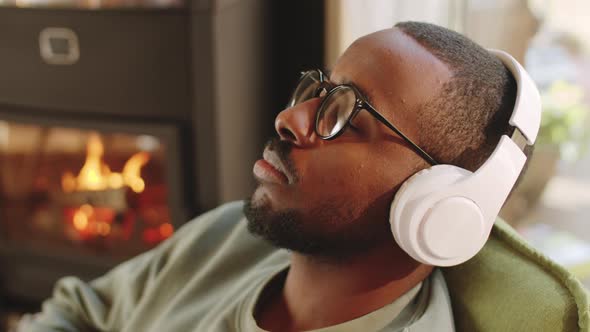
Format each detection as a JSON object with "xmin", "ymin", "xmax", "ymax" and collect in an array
[{"xmin": 0, "ymin": 0, "xmax": 324, "ymax": 305}]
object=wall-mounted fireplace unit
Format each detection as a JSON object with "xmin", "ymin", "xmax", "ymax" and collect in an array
[{"xmin": 0, "ymin": 0, "xmax": 278, "ymax": 302}]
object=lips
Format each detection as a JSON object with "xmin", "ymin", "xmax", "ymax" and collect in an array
[{"xmin": 252, "ymin": 148, "xmax": 293, "ymax": 185}]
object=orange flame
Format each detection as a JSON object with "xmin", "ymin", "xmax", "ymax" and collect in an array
[
  {"xmin": 71, "ymin": 204, "xmax": 113, "ymax": 236},
  {"xmin": 62, "ymin": 132, "xmax": 150, "ymax": 193}
]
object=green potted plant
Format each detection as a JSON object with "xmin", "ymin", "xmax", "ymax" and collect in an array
[
  {"xmin": 538, "ymin": 80, "xmax": 590, "ymax": 161},
  {"xmin": 500, "ymin": 80, "xmax": 590, "ymax": 225}
]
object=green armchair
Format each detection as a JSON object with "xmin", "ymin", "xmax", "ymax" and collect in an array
[{"xmin": 443, "ymin": 219, "xmax": 590, "ymax": 331}]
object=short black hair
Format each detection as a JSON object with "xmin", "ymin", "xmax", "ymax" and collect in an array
[{"xmin": 395, "ymin": 21, "xmax": 533, "ymax": 172}]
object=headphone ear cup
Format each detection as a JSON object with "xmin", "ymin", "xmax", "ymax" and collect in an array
[{"xmin": 390, "ymin": 165, "xmax": 481, "ymax": 265}]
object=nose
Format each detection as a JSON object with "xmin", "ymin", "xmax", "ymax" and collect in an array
[{"xmin": 274, "ymin": 98, "xmax": 321, "ymax": 147}]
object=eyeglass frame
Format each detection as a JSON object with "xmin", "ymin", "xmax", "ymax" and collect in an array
[{"xmin": 288, "ymin": 69, "xmax": 439, "ymax": 166}]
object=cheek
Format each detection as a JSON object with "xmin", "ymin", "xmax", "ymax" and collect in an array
[{"xmin": 294, "ymin": 147, "xmax": 398, "ymax": 207}]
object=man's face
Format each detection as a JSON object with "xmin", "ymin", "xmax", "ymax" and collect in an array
[{"xmin": 245, "ymin": 28, "xmax": 452, "ymax": 258}]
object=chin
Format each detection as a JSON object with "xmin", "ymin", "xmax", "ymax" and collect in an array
[
  {"xmin": 249, "ymin": 185, "xmax": 273, "ymax": 210},
  {"xmin": 249, "ymin": 181, "xmax": 296, "ymax": 213},
  {"xmin": 243, "ymin": 193, "xmax": 392, "ymax": 260}
]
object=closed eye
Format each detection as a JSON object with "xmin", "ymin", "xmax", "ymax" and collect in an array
[{"xmin": 348, "ymin": 122, "xmax": 361, "ymax": 132}]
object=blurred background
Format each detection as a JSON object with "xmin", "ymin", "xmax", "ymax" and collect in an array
[{"xmin": 0, "ymin": 0, "xmax": 588, "ymax": 329}]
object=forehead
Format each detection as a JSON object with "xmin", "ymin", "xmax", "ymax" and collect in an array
[{"xmin": 330, "ymin": 28, "xmax": 452, "ymax": 126}]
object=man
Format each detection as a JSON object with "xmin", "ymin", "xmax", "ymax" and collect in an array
[{"xmin": 21, "ymin": 22, "xmax": 528, "ymax": 331}]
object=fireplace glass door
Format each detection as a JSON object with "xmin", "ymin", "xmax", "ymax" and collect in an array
[{"xmin": 0, "ymin": 120, "xmax": 177, "ymax": 260}]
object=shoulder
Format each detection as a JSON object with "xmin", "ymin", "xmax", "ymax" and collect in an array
[
  {"xmin": 162, "ymin": 200, "xmax": 281, "ymax": 268},
  {"xmin": 178, "ymin": 200, "xmax": 247, "ymax": 239}
]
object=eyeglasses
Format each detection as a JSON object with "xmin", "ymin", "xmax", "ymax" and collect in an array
[{"xmin": 287, "ymin": 69, "xmax": 439, "ymax": 165}]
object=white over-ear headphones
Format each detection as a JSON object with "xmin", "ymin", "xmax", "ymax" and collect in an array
[{"xmin": 389, "ymin": 50, "xmax": 541, "ymax": 267}]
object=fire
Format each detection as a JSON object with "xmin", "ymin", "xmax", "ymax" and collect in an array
[
  {"xmin": 159, "ymin": 223, "xmax": 174, "ymax": 238},
  {"xmin": 73, "ymin": 208, "xmax": 89, "ymax": 230},
  {"xmin": 70, "ymin": 204, "xmax": 114, "ymax": 237},
  {"xmin": 62, "ymin": 133, "xmax": 150, "ymax": 193}
]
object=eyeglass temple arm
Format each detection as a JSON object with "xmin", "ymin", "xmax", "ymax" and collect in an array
[{"xmin": 365, "ymin": 107, "xmax": 439, "ymax": 166}]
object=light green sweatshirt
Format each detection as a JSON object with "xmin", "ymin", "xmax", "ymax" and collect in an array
[{"xmin": 20, "ymin": 201, "xmax": 455, "ymax": 332}]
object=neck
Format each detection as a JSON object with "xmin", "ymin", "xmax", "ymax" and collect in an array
[{"xmin": 256, "ymin": 242, "xmax": 433, "ymax": 331}]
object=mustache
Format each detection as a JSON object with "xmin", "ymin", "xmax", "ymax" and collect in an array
[{"xmin": 265, "ymin": 138, "xmax": 299, "ymax": 183}]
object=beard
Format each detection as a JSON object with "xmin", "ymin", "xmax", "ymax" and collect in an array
[
  {"xmin": 244, "ymin": 138, "xmax": 393, "ymax": 260},
  {"xmin": 243, "ymin": 188, "xmax": 392, "ymax": 261}
]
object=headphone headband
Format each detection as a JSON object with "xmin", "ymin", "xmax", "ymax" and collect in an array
[{"xmin": 489, "ymin": 50, "xmax": 541, "ymax": 145}]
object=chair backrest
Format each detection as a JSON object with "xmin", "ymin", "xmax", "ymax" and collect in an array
[{"xmin": 442, "ymin": 219, "xmax": 590, "ymax": 332}]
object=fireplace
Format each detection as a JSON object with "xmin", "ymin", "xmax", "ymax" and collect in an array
[
  {"xmin": 0, "ymin": 0, "xmax": 324, "ymax": 306},
  {"xmin": 0, "ymin": 0, "xmax": 274, "ymax": 303},
  {"xmin": 0, "ymin": 110, "xmax": 191, "ymax": 301},
  {"xmin": 0, "ymin": 118, "xmax": 185, "ymax": 258}
]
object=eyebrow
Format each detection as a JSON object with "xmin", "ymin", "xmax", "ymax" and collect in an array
[{"xmin": 322, "ymin": 68, "xmax": 377, "ymax": 105}]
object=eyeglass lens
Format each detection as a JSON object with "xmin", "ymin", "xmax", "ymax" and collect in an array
[
  {"xmin": 288, "ymin": 71, "xmax": 322, "ymax": 108},
  {"xmin": 289, "ymin": 71, "xmax": 358, "ymax": 138},
  {"xmin": 316, "ymin": 87, "xmax": 357, "ymax": 137}
]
